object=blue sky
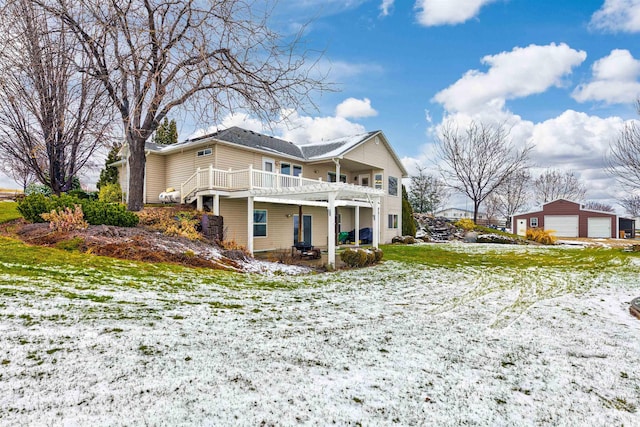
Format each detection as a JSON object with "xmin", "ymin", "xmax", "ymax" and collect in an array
[
  {"xmin": 4, "ymin": 0, "xmax": 640, "ymax": 211},
  {"xmin": 205, "ymin": 0, "xmax": 640, "ymax": 209}
]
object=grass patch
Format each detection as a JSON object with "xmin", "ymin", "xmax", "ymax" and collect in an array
[
  {"xmin": 0, "ymin": 201, "xmax": 21, "ymax": 224},
  {"xmin": 381, "ymin": 243, "xmax": 638, "ymax": 271}
]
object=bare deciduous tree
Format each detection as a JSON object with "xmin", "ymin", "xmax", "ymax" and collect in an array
[
  {"xmin": 607, "ymin": 103, "xmax": 640, "ymax": 191},
  {"xmin": 0, "ymin": 154, "xmax": 34, "ymax": 191},
  {"xmin": 491, "ymin": 170, "xmax": 531, "ymax": 223},
  {"xmin": 408, "ymin": 165, "xmax": 449, "ymax": 214},
  {"xmin": 584, "ymin": 201, "xmax": 614, "ymax": 212},
  {"xmin": 619, "ymin": 195, "xmax": 640, "ymax": 217},
  {"xmin": 35, "ymin": 0, "xmax": 327, "ymax": 210},
  {"xmin": 533, "ymin": 169, "xmax": 586, "ymax": 205},
  {"xmin": 436, "ymin": 121, "xmax": 532, "ymax": 223},
  {"xmin": 0, "ymin": 0, "xmax": 113, "ymax": 195}
]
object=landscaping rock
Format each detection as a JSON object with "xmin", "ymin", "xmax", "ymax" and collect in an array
[{"xmin": 476, "ymin": 233, "xmax": 519, "ymax": 244}]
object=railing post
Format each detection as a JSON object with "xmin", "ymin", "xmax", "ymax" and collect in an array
[
  {"xmin": 196, "ymin": 167, "xmax": 201, "ymax": 188},
  {"xmin": 209, "ymin": 165, "xmax": 213, "ymax": 189},
  {"xmin": 227, "ymin": 168, "xmax": 232, "ymax": 188},
  {"xmin": 248, "ymin": 164, "xmax": 254, "ymax": 189}
]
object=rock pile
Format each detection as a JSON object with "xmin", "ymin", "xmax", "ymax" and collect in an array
[{"xmin": 413, "ymin": 213, "xmax": 464, "ymax": 241}]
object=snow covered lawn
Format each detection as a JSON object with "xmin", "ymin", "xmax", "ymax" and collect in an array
[{"xmin": 1, "ymin": 243, "xmax": 639, "ymax": 425}]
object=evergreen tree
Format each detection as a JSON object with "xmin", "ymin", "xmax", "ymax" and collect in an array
[
  {"xmin": 153, "ymin": 118, "xmax": 179, "ymax": 145},
  {"xmin": 402, "ymin": 185, "xmax": 417, "ymax": 236},
  {"xmin": 97, "ymin": 143, "xmax": 122, "ymax": 190}
]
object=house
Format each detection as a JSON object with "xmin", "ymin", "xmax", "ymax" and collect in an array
[
  {"xmin": 511, "ymin": 199, "xmax": 635, "ymax": 238},
  {"xmin": 435, "ymin": 207, "xmax": 487, "ymax": 223},
  {"xmin": 114, "ymin": 126, "xmax": 408, "ymax": 266}
]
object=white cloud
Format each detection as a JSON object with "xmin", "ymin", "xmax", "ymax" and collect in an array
[
  {"xmin": 572, "ymin": 49, "xmax": 640, "ymax": 104},
  {"xmin": 279, "ymin": 110, "xmax": 367, "ymax": 144},
  {"xmin": 335, "ymin": 97, "xmax": 378, "ymax": 118},
  {"xmin": 590, "ymin": 0, "xmax": 640, "ymax": 33},
  {"xmin": 190, "ymin": 98, "xmax": 374, "ymax": 144},
  {"xmin": 380, "ymin": 0, "xmax": 394, "ymax": 16},
  {"xmin": 408, "ymin": 108, "xmax": 632, "ymax": 207},
  {"xmin": 414, "ymin": 0, "xmax": 497, "ymax": 26},
  {"xmin": 530, "ymin": 110, "xmax": 625, "ymax": 170},
  {"xmin": 433, "ymin": 43, "xmax": 587, "ymax": 114}
]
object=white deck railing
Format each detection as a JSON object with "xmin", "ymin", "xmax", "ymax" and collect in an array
[{"xmin": 181, "ymin": 165, "xmax": 324, "ymax": 202}]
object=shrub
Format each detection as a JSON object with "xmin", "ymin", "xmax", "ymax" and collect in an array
[
  {"xmin": 68, "ymin": 189, "xmax": 98, "ymax": 200},
  {"xmin": 137, "ymin": 208, "xmax": 201, "ymax": 240},
  {"xmin": 25, "ymin": 183, "xmax": 52, "ymax": 197},
  {"xmin": 98, "ymin": 183, "xmax": 122, "ymax": 203},
  {"xmin": 79, "ymin": 200, "xmax": 139, "ymax": 227},
  {"xmin": 18, "ymin": 193, "xmax": 138, "ymax": 227},
  {"xmin": 340, "ymin": 247, "xmax": 383, "ymax": 268},
  {"xmin": 41, "ymin": 205, "xmax": 89, "ymax": 232},
  {"xmin": 17, "ymin": 193, "xmax": 50, "ymax": 223},
  {"xmin": 454, "ymin": 218, "xmax": 476, "ymax": 231},
  {"xmin": 526, "ymin": 228, "xmax": 557, "ymax": 245}
]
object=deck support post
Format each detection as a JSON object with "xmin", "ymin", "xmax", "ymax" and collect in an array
[
  {"xmin": 355, "ymin": 205, "xmax": 360, "ymax": 246},
  {"xmin": 213, "ymin": 194, "xmax": 220, "ymax": 216},
  {"xmin": 247, "ymin": 196, "xmax": 254, "ymax": 255},
  {"xmin": 372, "ymin": 197, "xmax": 380, "ymax": 249},
  {"xmin": 328, "ymin": 192, "xmax": 337, "ymax": 268}
]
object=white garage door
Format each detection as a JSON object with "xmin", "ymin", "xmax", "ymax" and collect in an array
[
  {"xmin": 544, "ymin": 215, "xmax": 579, "ymax": 237},
  {"xmin": 588, "ymin": 217, "xmax": 611, "ymax": 238}
]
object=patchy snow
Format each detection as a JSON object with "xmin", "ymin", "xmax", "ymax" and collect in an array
[
  {"xmin": 301, "ymin": 132, "xmax": 372, "ymax": 160},
  {"xmin": 1, "ymin": 244, "xmax": 639, "ymax": 425}
]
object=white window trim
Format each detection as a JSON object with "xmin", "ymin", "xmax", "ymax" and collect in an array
[
  {"xmin": 530, "ymin": 217, "xmax": 538, "ymax": 227},
  {"xmin": 374, "ymin": 173, "xmax": 384, "ymax": 190},
  {"xmin": 281, "ymin": 162, "xmax": 303, "ymax": 176},
  {"xmin": 328, "ymin": 171, "xmax": 347, "ymax": 183},
  {"xmin": 388, "ymin": 214, "xmax": 399, "ymax": 229},
  {"xmin": 388, "ymin": 176, "xmax": 399, "ymax": 197},
  {"xmin": 254, "ymin": 209, "xmax": 268, "ymax": 238},
  {"xmin": 197, "ymin": 148, "xmax": 212, "ymax": 157}
]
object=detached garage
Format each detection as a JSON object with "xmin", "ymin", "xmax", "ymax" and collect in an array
[{"xmin": 512, "ymin": 199, "xmax": 623, "ymax": 239}]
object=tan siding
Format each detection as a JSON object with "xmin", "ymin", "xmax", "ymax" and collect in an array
[
  {"xmin": 343, "ymin": 135, "xmax": 390, "ymax": 169},
  {"xmin": 144, "ymin": 154, "xmax": 166, "ymax": 203},
  {"xmin": 219, "ymin": 198, "xmax": 248, "ymax": 246},
  {"xmin": 165, "ymin": 150, "xmax": 195, "ymax": 191},
  {"xmin": 193, "ymin": 145, "xmax": 216, "ymax": 170}
]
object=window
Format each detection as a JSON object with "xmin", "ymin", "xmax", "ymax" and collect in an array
[
  {"xmin": 280, "ymin": 163, "xmax": 303, "ymax": 177},
  {"xmin": 253, "ymin": 209, "xmax": 267, "ymax": 237},
  {"xmin": 197, "ymin": 148, "xmax": 212, "ymax": 157},
  {"xmin": 530, "ymin": 217, "xmax": 538, "ymax": 227},
  {"xmin": 374, "ymin": 173, "xmax": 383, "ymax": 190},
  {"xmin": 388, "ymin": 176, "xmax": 398, "ymax": 196},
  {"xmin": 388, "ymin": 214, "xmax": 398, "ymax": 229},
  {"xmin": 328, "ymin": 172, "xmax": 347, "ymax": 183}
]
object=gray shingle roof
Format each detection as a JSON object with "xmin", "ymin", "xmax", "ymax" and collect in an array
[
  {"xmin": 191, "ymin": 127, "xmax": 305, "ymax": 159},
  {"xmin": 146, "ymin": 127, "xmax": 386, "ymax": 163}
]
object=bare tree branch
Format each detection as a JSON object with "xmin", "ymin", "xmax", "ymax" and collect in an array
[
  {"xmin": 436, "ymin": 121, "xmax": 532, "ymax": 223},
  {"xmin": 533, "ymin": 169, "xmax": 586, "ymax": 205},
  {"xmin": 584, "ymin": 201, "xmax": 614, "ymax": 212},
  {"xmin": 407, "ymin": 165, "xmax": 449, "ymax": 214},
  {"xmin": 0, "ymin": 0, "xmax": 114, "ymax": 194},
  {"xmin": 607, "ymin": 106, "xmax": 640, "ymax": 191},
  {"xmin": 619, "ymin": 195, "xmax": 640, "ymax": 217},
  {"xmin": 33, "ymin": 0, "xmax": 328, "ymax": 210}
]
